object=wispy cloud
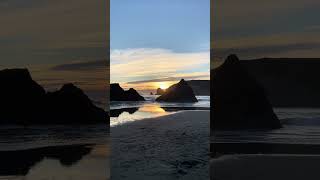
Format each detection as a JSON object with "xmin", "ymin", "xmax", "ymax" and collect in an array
[
  {"xmin": 127, "ymin": 73, "xmax": 209, "ymax": 84},
  {"xmin": 111, "ymin": 48, "xmax": 209, "ymax": 83},
  {"xmin": 212, "ymin": 32, "xmax": 320, "ymax": 62},
  {"xmin": 212, "ymin": 0, "xmax": 320, "ymax": 64},
  {"xmin": 0, "ymin": 0, "xmax": 108, "ymax": 66},
  {"xmin": 51, "ymin": 60, "xmax": 108, "ymax": 71}
]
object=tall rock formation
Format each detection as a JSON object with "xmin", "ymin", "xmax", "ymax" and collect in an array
[
  {"xmin": 156, "ymin": 79, "xmax": 198, "ymax": 102},
  {"xmin": 211, "ymin": 54, "xmax": 281, "ymax": 130}
]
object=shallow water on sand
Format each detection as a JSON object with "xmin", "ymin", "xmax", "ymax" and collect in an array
[
  {"xmin": 0, "ymin": 125, "xmax": 109, "ymax": 179},
  {"xmin": 110, "ymin": 95, "xmax": 210, "ymax": 126},
  {"xmin": 214, "ymin": 108, "xmax": 320, "ymax": 144}
]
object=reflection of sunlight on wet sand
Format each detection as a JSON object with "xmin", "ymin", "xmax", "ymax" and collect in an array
[
  {"xmin": 139, "ymin": 104, "xmax": 166, "ymax": 113},
  {"xmin": 90, "ymin": 143, "xmax": 110, "ymax": 158},
  {"xmin": 110, "ymin": 104, "xmax": 173, "ymax": 126}
]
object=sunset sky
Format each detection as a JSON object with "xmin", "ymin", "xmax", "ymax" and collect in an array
[
  {"xmin": 212, "ymin": 0, "xmax": 320, "ymax": 67},
  {"xmin": 110, "ymin": 0, "xmax": 210, "ymax": 92},
  {"xmin": 0, "ymin": 0, "xmax": 109, "ymax": 105}
]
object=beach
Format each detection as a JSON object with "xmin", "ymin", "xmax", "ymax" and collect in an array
[
  {"xmin": 0, "ymin": 125, "xmax": 109, "ymax": 180},
  {"xmin": 211, "ymin": 154, "xmax": 320, "ymax": 180},
  {"xmin": 111, "ymin": 110, "xmax": 210, "ymax": 180},
  {"xmin": 211, "ymin": 108, "xmax": 320, "ymax": 180}
]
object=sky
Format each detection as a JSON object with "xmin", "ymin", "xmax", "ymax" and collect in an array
[
  {"xmin": 110, "ymin": 0, "xmax": 210, "ymax": 92},
  {"xmin": 212, "ymin": 0, "xmax": 320, "ymax": 68},
  {"xmin": 0, "ymin": 0, "xmax": 109, "ymax": 105}
]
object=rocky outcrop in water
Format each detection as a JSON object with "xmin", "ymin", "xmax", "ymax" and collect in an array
[
  {"xmin": 110, "ymin": 83, "xmax": 145, "ymax": 101},
  {"xmin": 45, "ymin": 83, "xmax": 107, "ymax": 124},
  {"xmin": 211, "ymin": 54, "xmax": 281, "ymax": 130},
  {"xmin": 0, "ymin": 68, "xmax": 107, "ymax": 124},
  {"xmin": 156, "ymin": 88, "xmax": 165, "ymax": 95},
  {"xmin": 156, "ymin": 79, "xmax": 198, "ymax": 102}
]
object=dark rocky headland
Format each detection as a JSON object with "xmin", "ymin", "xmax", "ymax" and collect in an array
[
  {"xmin": 0, "ymin": 68, "xmax": 108, "ymax": 125},
  {"xmin": 110, "ymin": 83, "xmax": 145, "ymax": 101}
]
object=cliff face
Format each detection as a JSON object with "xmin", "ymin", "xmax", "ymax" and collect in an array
[
  {"xmin": 240, "ymin": 58, "xmax": 320, "ymax": 107},
  {"xmin": 211, "ymin": 55, "xmax": 281, "ymax": 130},
  {"xmin": 110, "ymin": 83, "xmax": 145, "ymax": 101},
  {"xmin": 0, "ymin": 69, "xmax": 107, "ymax": 124},
  {"xmin": 156, "ymin": 79, "xmax": 198, "ymax": 102}
]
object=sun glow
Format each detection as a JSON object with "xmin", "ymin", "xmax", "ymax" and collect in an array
[{"xmin": 159, "ymin": 82, "xmax": 169, "ymax": 90}]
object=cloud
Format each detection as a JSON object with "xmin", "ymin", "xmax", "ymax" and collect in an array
[
  {"xmin": 0, "ymin": 0, "xmax": 108, "ymax": 66},
  {"xmin": 25, "ymin": 60, "xmax": 108, "ymax": 96},
  {"xmin": 213, "ymin": 0, "xmax": 320, "ymax": 30},
  {"xmin": 111, "ymin": 48, "xmax": 209, "ymax": 83},
  {"xmin": 212, "ymin": 0, "xmax": 320, "ymax": 62},
  {"xmin": 212, "ymin": 31, "xmax": 320, "ymax": 61},
  {"xmin": 127, "ymin": 72, "xmax": 210, "ymax": 84},
  {"xmin": 51, "ymin": 60, "xmax": 108, "ymax": 71}
]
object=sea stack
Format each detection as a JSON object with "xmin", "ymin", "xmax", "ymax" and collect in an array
[
  {"xmin": 156, "ymin": 79, "xmax": 198, "ymax": 102},
  {"xmin": 0, "ymin": 68, "xmax": 107, "ymax": 124},
  {"xmin": 45, "ymin": 83, "xmax": 107, "ymax": 124},
  {"xmin": 110, "ymin": 83, "xmax": 145, "ymax": 101},
  {"xmin": 211, "ymin": 54, "xmax": 281, "ymax": 130},
  {"xmin": 0, "ymin": 68, "xmax": 45, "ymax": 124}
]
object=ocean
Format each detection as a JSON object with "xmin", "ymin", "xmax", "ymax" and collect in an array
[
  {"xmin": 110, "ymin": 95, "xmax": 210, "ymax": 126},
  {"xmin": 0, "ymin": 124, "xmax": 109, "ymax": 179},
  {"xmin": 214, "ymin": 108, "xmax": 320, "ymax": 144}
]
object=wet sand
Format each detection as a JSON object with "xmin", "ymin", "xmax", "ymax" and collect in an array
[
  {"xmin": 111, "ymin": 111, "xmax": 210, "ymax": 180},
  {"xmin": 211, "ymin": 154, "xmax": 320, "ymax": 180}
]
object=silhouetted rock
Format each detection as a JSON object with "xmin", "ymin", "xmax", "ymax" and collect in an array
[
  {"xmin": 125, "ymin": 88, "xmax": 145, "ymax": 101},
  {"xmin": 110, "ymin": 83, "xmax": 125, "ymax": 101},
  {"xmin": 150, "ymin": 92, "xmax": 153, "ymax": 95},
  {"xmin": 156, "ymin": 88, "xmax": 165, "ymax": 95},
  {"xmin": 0, "ymin": 69, "xmax": 45, "ymax": 124},
  {"xmin": 187, "ymin": 80, "xmax": 210, "ymax": 96},
  {"xmin": 45, "ymin": 83, "xmax": 107, "ymax": 124},
  {"xmin": 110, "ymin": 83, "xmax": 145, "ymax": 101},
  {"xmin": 0, "ymin": 68, "xmax": 107, "ymax": 124},
  {"xmin": 156, "ymin": 79, "xmax": 198, "ymax": 102},
  {"xmin": 211, "ymin": 54, "xmax": 281, "ymax": 130}
]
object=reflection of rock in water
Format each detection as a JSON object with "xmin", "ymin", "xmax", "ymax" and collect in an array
[
  {"xmin": 110, "ymin": 108, "xmax": 139, "ymax": 117},
  {"xmin": 0, "ymin": 144, "xmax": 92, "ymax": 176}
]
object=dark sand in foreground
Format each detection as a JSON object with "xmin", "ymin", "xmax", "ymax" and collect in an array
[
  {"xmin": 211, "ymin": 154, "xmax": 320, "ymax": 180},
  {"xmin": 111, "ymin": 111, "xmax": 210, "ymax": 180}
]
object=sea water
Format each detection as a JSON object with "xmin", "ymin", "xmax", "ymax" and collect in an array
[
  {"xmin": 0, "ymin": 124, "xmax": 109, "ymax": 179},
  {"xmin": 214, "ymin": 108, "xmax": 320, "ymax": 144},
  {"xmin": 110, "ymin": 95, "xmax": 210, "ymax": 126}
]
